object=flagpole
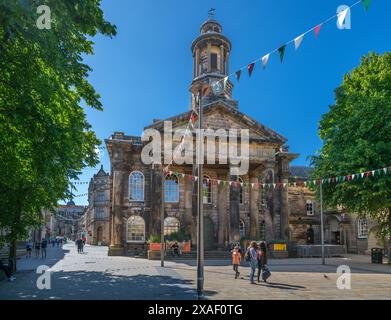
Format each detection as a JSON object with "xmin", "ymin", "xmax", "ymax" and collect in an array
[
  {"xmin": 161, "ymin": 167, "xmax": 165, "ymax": 267},
  {"xmin": 320, "ymin": 180, "xmax": 325, "ymax": 265},
  {"xmin": 196, "ymin": 88, "xmax": 204, "ymax": 299}
]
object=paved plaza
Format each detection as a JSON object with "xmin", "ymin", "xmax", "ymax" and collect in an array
[{"xmin": 1, "ymin": 243, "xmax": 391, "ymax": 300}]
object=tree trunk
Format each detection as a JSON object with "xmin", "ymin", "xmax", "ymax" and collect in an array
[
  {"xmin": 9, "ymin": 240, "xmax": 17, "ymax": 273},
  {"xmin": 8, "ymin": 202, "xmax": 22, "ymax": 273},
  {"xmin": 388, "ymin": 208, "xmax": 391, "ymax": 264}
]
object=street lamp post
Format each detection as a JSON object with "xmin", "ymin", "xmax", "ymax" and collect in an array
[
  {"xmin": 161, "ymin": 167, "xmax": 165, "ymax": 268},
  {"xmin": 197, "ymin": 91, "xmax": 204, "ymax": 299},
  {"xmin": 320, "ymin": 180, "xmax": 325, "ymax": 265}
]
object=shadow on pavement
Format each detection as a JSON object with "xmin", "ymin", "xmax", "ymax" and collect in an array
[{"xmin": 0, "ymin": 271, "xmax": 218, "ymax": 300}]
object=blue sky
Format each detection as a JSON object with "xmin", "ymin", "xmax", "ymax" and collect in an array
[{"xmin": 70, "ymin": 0, "xmax": 390, "ymax": 205}]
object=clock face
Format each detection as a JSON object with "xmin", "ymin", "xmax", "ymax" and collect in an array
[{"xmin": 211, "ymin": 81, "xmax": 223, "ymax": 95}]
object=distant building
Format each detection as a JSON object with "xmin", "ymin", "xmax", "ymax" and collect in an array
[
  {"xmin": 288, "ymin": 166, "xmax": 381, "ymax": 254},
  {"xmin": 84, "ymin": 165, "xmax": 111, "ymax": 245}
]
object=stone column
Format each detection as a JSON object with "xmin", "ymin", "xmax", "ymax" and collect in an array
[
  {"xmin": 220, "ymin": 45, "xmax": 224, "ymax": 74},
  {"xmin": 150, "ymin": 166, "xmax": 163, "ymax": 236},
  {"xmin": 249, "ymin": 175, "xmax": 260, "ymax": 239},
  {"xmin": 109, "ymin": 169, "xmax": 125, "ymax": 254},
  {"xmin": 217, "ymin": 173, "xmax": 228, "ymax": 247},
  {"xmin": 195, "ymin": 47, "xmax": 200, "ymax": 77},
  {"xmin": 184, "ymin": 169, "xmax": 194, "ymax": 243},
  {"xmin": 280, "ymin": 174, "xmax": 290, "ymax": 241},
  {"xmin": 207, "ymin": 42, "xmax": 211, "ymax": 72},
  {"xmin": 226, "ymin": 52, "xmax": 230, "ymax": 75},
  {"xmin": 229, "ymin": 168, "xmax": 240, "ymax": 242}
]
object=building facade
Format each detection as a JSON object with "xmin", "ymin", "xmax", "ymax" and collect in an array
[
  {"xmin": 84, "ymin": 166, "xmax": 111, "ymax": 245},
  {"xmin": 104, "ymin": 17, "xmax": 379, "ymax": 256}
]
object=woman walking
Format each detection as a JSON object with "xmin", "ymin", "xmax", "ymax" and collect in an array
[
  {"xmin": 231, "ymin": 245, "xmax": 241, "ymax": 279},
  {"xmin": 245, "ymin": 241, "xmax": 258, "ymax": 284},
  {"xmin": 34, "ymin": 240, "xmax": 41, "ymax": 257},
  {"xmin": 257, "ymin": 241, "xmax": 270, "ymax": 282}
]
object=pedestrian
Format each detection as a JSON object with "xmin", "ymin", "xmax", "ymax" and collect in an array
[
  {"xmin": 257, "ymin": 241, "xmax": 269, "ymax": 282},
  {"xmin": 231, "ymin": 245, "xmax": 241, "ymax": 279},
  {"xmin": 35, "ymin": 240, "xmax": 41, "ymax": 257},
  {"xmin": 26, "ymin": 240, "xmax": 33, "ymax": 258},
  {"xmin": 41, "ymin": 238, "xmax": 47, "ymax": 259},
  {"xmin": 52, "ymin": 238, "xmax": 55, "ymax": 247},
  {"xmin": 77, "ymin": 238, "xmax": 83, "ymax": 254},
  {"xmin": 245, "ymin": 241, "xmax": 258, "ymax": 284},
  {"xmin": 0, "ymin": 260, "xmax": 16, "ymax": 282}
]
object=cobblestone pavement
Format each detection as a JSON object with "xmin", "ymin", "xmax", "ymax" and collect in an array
[{"xmin": 1, "ymin": 243, "xmax": 390, "ymax": 300}]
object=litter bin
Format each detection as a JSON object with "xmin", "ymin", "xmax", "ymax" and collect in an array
[{"xmin": 371, "ymin": 248, "xmax": 383, "ymax": 264}]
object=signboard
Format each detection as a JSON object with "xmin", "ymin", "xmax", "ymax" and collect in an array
[{"xmin": 273, "ymin": 243, "xmax": 287, "ymax": 251}]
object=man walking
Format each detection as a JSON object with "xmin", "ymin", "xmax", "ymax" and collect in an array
[
  {"xmin": 246, "ymin": 241, "xmax": 258, "ymax": 284},
  {"xmin": 41, "ymin": 238, "xmax": 47, "ymax": 259}
]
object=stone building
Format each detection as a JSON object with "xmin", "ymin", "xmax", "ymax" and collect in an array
[
  {"xmin": 84, "ymin": 165, "xmax": 111, "ymax": 245},
  {"xmin": 104, "ymin": 17, "xmax": 379, "ymax": 256},
  {"xmin": 288, "ymin": 166, "xmax": 379, "ymax": 254},
  {"xmin": 106, "ymin": 17, "xmax": 298, "ymax": 256}
]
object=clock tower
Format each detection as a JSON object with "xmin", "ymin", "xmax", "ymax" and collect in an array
[{"xmin": 190, "ymin": 12, "xmax": 238, "ymax": 109}]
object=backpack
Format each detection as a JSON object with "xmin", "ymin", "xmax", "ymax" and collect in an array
[{"xmin": 245, "ymin": 248, "xmax": 251, "ymax": 262}]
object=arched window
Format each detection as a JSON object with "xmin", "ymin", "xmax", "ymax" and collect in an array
[
  {"xmin": 164, "ymin": 174, "xmax": 179, "ymax": 203},
  {"xmin": 129, "ymin": 171, "xmax": 144, "ymax": 201},
  {"xmin": 127, "ymin": 216, "xmax": 145, "ymax": 242},
  {"xmin": 239, "ymin": 219, "xmax": 245, "ymax": 239},
  {"xmin": 203, "ymin": 176, "xmax": 212, "ymax": 204},
  {"xmin": 164, "ymin": 217, "xmax": 180, "ymax": 236},
  {"xmin": 238, "ymin": 177, "xmax": 244, "ymax": 205}
]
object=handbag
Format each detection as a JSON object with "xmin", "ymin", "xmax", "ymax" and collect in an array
[{"xmin": 261, "ymin": 266, "xmax": 271, "ymax": 281}]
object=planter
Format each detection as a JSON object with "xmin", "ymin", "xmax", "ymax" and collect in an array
[{"xmin": 149, "ymin": 243, "xmax": 162, "ymax": 251}]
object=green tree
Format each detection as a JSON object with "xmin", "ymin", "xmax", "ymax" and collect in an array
[
  {"xmin": 312, "ymin": 52, "xmax": 391, "ymax": 255},
  {"xmin": 0, "ymin": 0, "xmax": 116, "ymax": 269}
]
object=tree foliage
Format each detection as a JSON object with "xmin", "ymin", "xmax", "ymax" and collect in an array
[
  {"xmin": 0, "ymin": 0, "xmax": 116, "ymax": 251},
  {"xmin": 312, "ymin": 52, "xmax": 391, "ymax": 240}
]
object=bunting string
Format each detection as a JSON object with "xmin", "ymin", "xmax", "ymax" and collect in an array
[
  {"xmin": 212, "ymin": 0, "xmax": 369, "ymax": 90},
  {"xmin": 162, "ymin": 165, "xmax": 390, "ymax": 190}
]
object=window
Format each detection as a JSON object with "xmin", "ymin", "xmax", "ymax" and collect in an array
[
  {"xmin": 306, "ymin": 200, "xmax": 315, "ymax": 216},
  {"xmin": 203, "ymin": 176, "xmax": 212, "ymax": 204},
  {"xmin": 164, "ymin": 174, "xmax": 179, "ymax": 203},
  {"xmin": 127, "ymin": 216, "xmax": 145, "ymax": 242},
  {"xmin": 129, "ymin": 171, "xmax": 144, "ymax": 201},
  {"xmin": 211, "ymin": 53, "xmax": 218, "ymax": 72},
  {"xmin": 239, "ymin": 220, "xmax": 245, "ymax": 239},
  {"xmin": 238, "ymin": 178, "xmax": 244, "ymax": 205},
  {"xmin": 357, "ymin": 218, "xmax": 368, "ymax": 239},
  {"xmin": 96, "ymin": 192, "xmax": 105, "ymax": 202},
  {"xmin": 164, "ymin": 217, "xmax": 180, "ymax": 236},
  {"xmin": 95, "ymin": 207, "xmax": 105, "ymax": 220}
]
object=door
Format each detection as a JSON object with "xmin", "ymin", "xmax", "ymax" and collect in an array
[
  {"xmin": 97, "ymin": 227, "xmax": 103, "ymax": 244},
  {"xmin": 204, "ymin": 217, "xmax": 215, "ymax": 250}
]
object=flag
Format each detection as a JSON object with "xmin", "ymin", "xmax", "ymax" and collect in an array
[
  {"xmin": 314, "ymin": 24, "xmax": 322, "ymax": 37},
  {"xmin": 384, "ymin": 168, "xmax": 388, "ymax": 174},
  {"xmin": 248, "ymin": 63, "xmax": 255, "ymax": 77},
  {"xmin": 337, "ymin": 8, "xmax": 349, "ymax": 28},
  {"xmin": 223, "ymin": 76, "xmax": 229, "ymax": 89},
  {"xmin": 278, "ymin": 45, "xmax": 286, "ymax": 63},
  {"xmin": 235, "ymin": 70, "xmax": 242, "ymax": 82},
  {"xmin": 294, "ymin": 34, "xmax": 304, "ymax": 50},
  {"xmin": 262, "ymin": 53, "xmax": 270, "ymax": 69},
  {"xmin": 362, "ymin": 0, "xmax": 372, "ymax": 11}
]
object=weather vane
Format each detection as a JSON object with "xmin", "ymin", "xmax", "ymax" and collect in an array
[{"xmin": 208, "ymin": 8, "xmax": 215, "ymax": 19}]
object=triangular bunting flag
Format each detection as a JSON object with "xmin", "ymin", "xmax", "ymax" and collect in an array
[
  {"xmin": 372, "ymin": 170, "xmax": 375, "ymax": 176},
  {"xmin": 223, "ymin": 76, "xmax": 229, "ymax": 89},
  {"xmin": 262, "ymin": 54, "xmax": 270, "ymax": 69},
  {"xmin": 362, "ymin": 0, "xmax": 372, "ymax": 11},
  {"xmin": 384, "ymin": 168, "xmax": 388, "ymax": 174},
  {"xmin": 337, "ymin": 8, "xmax": 349, "ymax": 28},
  {"xmin": 248, "ymin": 63, "xmax": 255, "ymax": 77},
  {"xmin": 195, "ymin": 176, "xmax": 198, "ymax": 181},
  {"xmin": 278, "ymin": 45, "xmax": 286, "ymax": 63},
  {"xmin": 294, "ymin": 34, "xmax": 304, "ymax": 50},
  {"xmin": 361, "ymin": 172, "xmax": 365, "ymax": 178},
  {"xmin": 314, "ymin": 24, "xmax": 322, "ymax": 37},
  {"xmin": 235, "ymin": 70, "xmax": 242, "ymax": 82}
]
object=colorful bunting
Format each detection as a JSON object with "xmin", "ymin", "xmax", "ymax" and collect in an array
[
  {"xmin": 235, "ymin": 70, "xmax": 242, "ymax": 82},
  {"xmin": 294, "ymin": 34, "xmax": 304, "ymax": 50},
  {"xmin": 314, "ymin": 24, "xmax": 322, "ymax": 37},
  {"xmin": 248, "ymin": 63, "xmax": 255, "ymax": 77},
  {"xmin": 223, "ymin": 76, "xmax": 229, "ymax": 89},
  {"xmin": 278, "ymin": 45, "xmax": 286, "ymax": 63},
  {"xmin": 262, "ymin": 54, "xmax": 270, "ymax": 69},
  {"xmin": 362, "ymin": 0, "xmax": 372, "ymax": 11}
]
